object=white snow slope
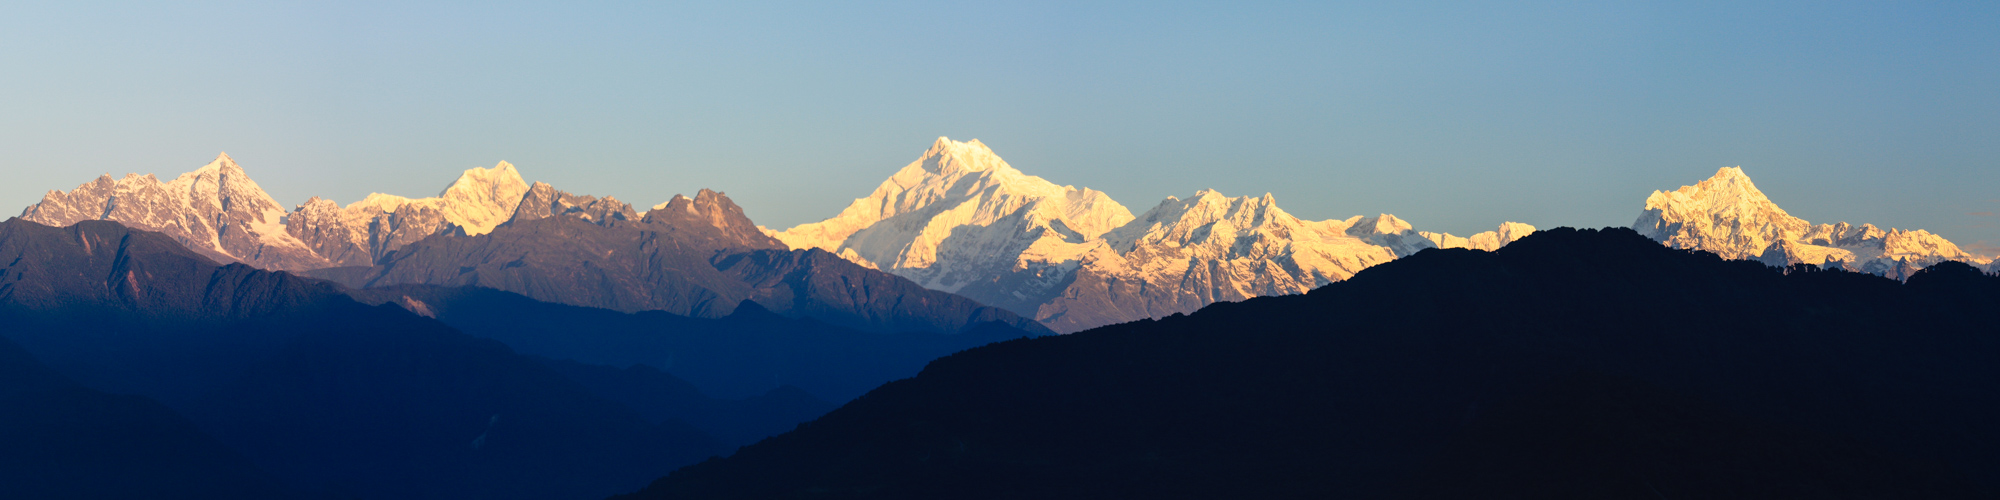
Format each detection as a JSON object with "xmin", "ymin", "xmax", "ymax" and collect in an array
[{"xmin": 777, "ymin": 137, "xmax": 1534, "ymax": 332}]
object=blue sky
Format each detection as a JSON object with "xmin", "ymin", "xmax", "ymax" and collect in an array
[{"xmin": 3, "ymin": 1, "xmax": 1996, "ymax": 254}]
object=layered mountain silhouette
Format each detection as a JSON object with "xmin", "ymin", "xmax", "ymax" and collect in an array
[
  {"xmin": 23, "ymin": 150, "xmax": 2000, "ymax": 337},
  {"xmin": 774, "ymin": 137, "xmax": 1536, "ymax": 332},
  {"xmin": 615, "ymin": 228, "xmax": 2000, "ymax": 499},
  {"xmin": 0, "ymin": 215, "xmax": 1048, "ymax": 498},
  {"xmin": 0, "ymin": 219, "xmax": 731, "ymax": 499},
  {"xmin": 23, "ymin": 156, "xmax": 1046, "ymax": 335},
  {"xmin": 323, "ymin": 188, "xmax": 1043, "ymax": 335},
  {"xmin": 12, "ymin": 150, "xmax": 2000, "ymax": 499}
]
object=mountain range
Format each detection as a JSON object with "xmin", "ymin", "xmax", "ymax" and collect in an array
[
  {"xmin": 773, "ymin": 138, "xmax": 1537, "ymax": 332},
  {"xmin": 7, "ymin": 142, "xmax": 1999, "ymax": 499},
  {"xmin": 23, "ymin": 141, "xmax": 1992, "ymax": 335},
  {"xmin": 23, "ymin": 153, "xmax": 1045, "ymax": 335}
]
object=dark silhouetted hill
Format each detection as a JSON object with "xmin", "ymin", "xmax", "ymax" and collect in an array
[{"xmin": 614, "ymin": 228, "xmax": 2000, "ymax": 500}]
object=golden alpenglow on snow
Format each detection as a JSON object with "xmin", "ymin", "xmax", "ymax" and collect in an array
[
  {"xmin": 1633, "ymin": 167, "xmax": 1992, "ymax": 279},
  {"xmin": 21, "ymin": 153, "xmax": 327, "ymax": 270},
  {"xmin": 775, "ymin": 137, "xmax": 1535, "ymax": 332},
  {"xmin": 25, "ymin": 157, "xmax": 535, "ymax": 270}
]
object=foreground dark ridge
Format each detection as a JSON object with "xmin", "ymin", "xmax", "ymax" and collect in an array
[{"xmin": 616, "ymin": 227, "xmax": 2000, "ymax": 500}]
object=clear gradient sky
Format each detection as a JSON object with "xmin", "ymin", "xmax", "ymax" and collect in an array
[{"xmin": 4, "ymin": 2, "xmax": 1997, "ymax": 255}]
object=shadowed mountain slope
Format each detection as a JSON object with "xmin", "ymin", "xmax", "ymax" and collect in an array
[
  {"xmin": 0, "ymin": 218, "xmax": 724, "ymax": 500},
  {"xmin": 615, "ymin": 228, "xmax": 2000, "ymax": 500},
  {"xmin": 344, "ymin": 285, "xmax": 1043, "ymax": 402},
  {"xmin": 0, "ymin": 334, "xmax": 290, "ymax": 500},
  {"xmin": 541, "ymin": 358, "xmax": 839, "ymax": 448}
]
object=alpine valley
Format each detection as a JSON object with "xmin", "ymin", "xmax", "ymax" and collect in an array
[{"xmin": 6, "ymin": 139, "xmax": 1998, "ymax": 499}]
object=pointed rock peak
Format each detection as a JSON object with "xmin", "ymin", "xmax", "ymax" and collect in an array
[
  {"xmin": 1701, "ymin": 166, "xmax": 1766, "ymax": 194},
  {"xmin": 660, "ymin": 194, "xmax": 692, "ymax": 212},
  {"xmin": 1637, "ymin": 166, "xmax": 1798, "ymax": 235},
  {"xmin": 640, "ymin": 188, "xmax": 783, "ymax": 250},
  {"xmin": 727, "ymin": 299, "xmax": 780, "ymax": 320},
  {"xmin": 194, "ymin": 152, "xmax": 242, "ymax": 174},
  {"xmin": 1665, "ymin": 166, "xmax": 1772, "ymax": 201}
]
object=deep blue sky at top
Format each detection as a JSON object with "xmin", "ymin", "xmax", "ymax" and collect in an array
[{"xmin": 3, "ymin": 1, "xmax": 1996, "ymax": 252}]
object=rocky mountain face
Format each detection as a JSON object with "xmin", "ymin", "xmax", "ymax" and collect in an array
[
  {"xmin": 22, "ymin": 155, "xmax": 532, "ymax": 270},
  {"xmin": 511, "ymin": 181, "xmax": 638, "ymax": 226},
  {"xmin": 22, "ymin": 155, "xmax": 1037, "ymax": 335},
  {"xmin": 775, "ymin": 137, "xmax": 1534, "ymax": 332},
  {"xmin": 1634, "ymin": 167, "xmax": 1992, "ymax": 279},
  {"xmin": 21, "ymin": 153, "xmax": 331, "ymax": 270},
  {"xmin": 288, "ymin": 161, "xmax": 531, "ymax": 267},
  {"xmin": 316, "ymin": 187, "xmax": 1048, "ymax": 335}
]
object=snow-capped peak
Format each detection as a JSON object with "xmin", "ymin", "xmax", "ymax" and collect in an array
[
  {"xmin": 919, "ymin": 136, "xmax": 1007, "ymax": 176},
  {"xmin": 1103, "ymin": 189, "xmax": 1298, "ymax": 253},
  {"xmin": 1634, "ymin": 166, "xmax": 1808, "ymax": 260},
  {"xmin": 1344, "ymin": 214, "xmax": 1415, "ymax": 236},
  {"xmin": 772, "ymin": 137, "xmax": 1135, "ymax": 269},
  {"xmin": 1636, "ymin": 167, "xmax": 1988, "ymax": 277},
  {"xmin": 20, "ymin": 153, "xmax": 325, "ymax": 269},
  {"xmin": 340, "ymin": 161, "xmax": 529, "ymax": 236}
]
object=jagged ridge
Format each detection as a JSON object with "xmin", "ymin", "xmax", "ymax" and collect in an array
[{"xmin": 775, "ymin": 137, "xmax": 1534, "ymax": 332}]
